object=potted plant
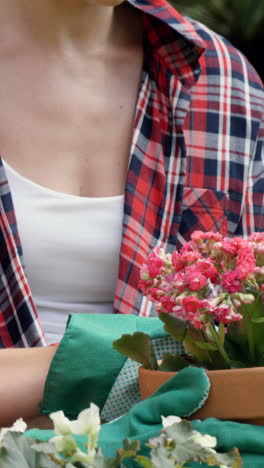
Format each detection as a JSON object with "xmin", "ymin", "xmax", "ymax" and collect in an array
[{"xmin": 113, "ymin": 231, "xmax": 264, "ymax": 424}]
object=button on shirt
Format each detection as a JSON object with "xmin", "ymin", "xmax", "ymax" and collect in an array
[{"xmin": 0, "ymin": 0, "xmax": 263, "ymax": 347}]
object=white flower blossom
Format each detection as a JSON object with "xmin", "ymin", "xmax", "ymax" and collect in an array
[
  {"xmin": 72, "ymin": 447, "xmax": 96, "ymax": 465},
  {"xmin": 161, "ymin": 415, "xmax": 182, "ymax": 428},
  {"xmin": 49, "ymin": 405, "xmax": 101, "ymax": 465},
  {"xmin": 49, "ymin": 411, "xmax": 73, "ymax": 436},
  {"xmin": 50, "ymin": 434, "xmax": 77, "ymax": 454},
  {"xmin": 192, "ymin": 431, "xmax": 217, "ymax": 449},
  {"xmin": 70, "ymin": 403, "xmax": 100, "ymax": 437}
]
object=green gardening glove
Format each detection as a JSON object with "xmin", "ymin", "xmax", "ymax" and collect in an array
[
  {"xmin": 27, "ymin": 366, "xmax": 210, "ymax": 461},
  {"xmin": 40, "ymin": 313, "xmax": 168, "ymax": 418},
  {"xmin": 98, "ymin": 365, "xmax": 210, "ymax": 457}
]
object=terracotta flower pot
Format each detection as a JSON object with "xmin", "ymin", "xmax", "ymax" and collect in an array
[{"xmin": 138, "ymin": 366, "xmax": 264, "ymax": 425}]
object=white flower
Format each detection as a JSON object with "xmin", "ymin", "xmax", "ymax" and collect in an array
[
  {"xmin": 0, "ymin": 418, "xmax": 27, "ymax": 445},
  {"xmin": 50, "ymin": 404, "xmax": 100, "ymax": 438},
  {"xmin": 161, "ymin": 415, "xmax": 182, "ymax": 428},
  {"xmin": 192, "ymin": 431, "xmax": 217, "ymax": 449},
  {"xmin": 69, "ymin": 403, "xmax": 100, "ymax": 437},
  {"xmin": 49, "ymin": 405, "xmax": 101, "ymax": 463},
  {"xmin": 72, "ymin": 447, "xmax": 96, "ymax": 465},
  {"xmin": 49, "ymin": 411, "xmax": 73, "ymax": 436},
  {"xmin": 50, "ymin": 434, "xmax": 77, "ymax": 454}
]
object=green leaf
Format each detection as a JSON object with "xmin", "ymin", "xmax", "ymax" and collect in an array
[
  {"xmin": 158, "ymin": 353, "xmax": 190, "ymax": 372},
  {"xmin": 218, "ymin": 322, "xmax": 226, "ymax": 346},
  {"xmin": 194, "ymin": 341, "xmax": 218, "ymax": 351},
  {"xmin": 159, "ymin": 312, "xmax": 215, "ymax": 366},
  {"xmin": 184, "ymin": 329, "xmax": 214, "ymax": 364},
  {"xmin": 115, "ymin": 439, "xmax": 141, "ymax": 464},
  {"xmin": 113, "ymin": 332, "xmax": 158, "ymax": 369},
  {"xmin": 0, "ymin": 433, "xmax": 59, "ymax": 468},
  {"xmin": 135, "ymin": 455, "xmax": 155, "ymax": 468},
  {"xmin": 251, "ymin": 317, "xmax": 264, "ymax": 324},
  {"xmin": 122, "ymin": 439, "xmax": 141, "ymax": 453},
  {"xmin": 158, "ymin": 313, "xmax": 187, "ymax": 342}
]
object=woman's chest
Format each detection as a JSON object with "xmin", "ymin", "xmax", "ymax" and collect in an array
[{"xmin": 0, "ymin": 51, "xmax": 143, "ymax": 197}]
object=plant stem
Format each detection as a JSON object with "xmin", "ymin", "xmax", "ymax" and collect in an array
[
  {"xmin": 208, "ymin": 323, "xmax": 231, "ymax": 368},
  {"xmin": 200, "ymin": 330, "xmax": 213, "ymax": 363},
  {"xmin": 241, "ymin": 298, "xmax": 261, "ymax": 364},
  {"xmin": 247, "ymin": 320, "xmax": 255, "ymax": 364}
]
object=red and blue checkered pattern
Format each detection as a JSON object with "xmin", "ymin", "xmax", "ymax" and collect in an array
[{"xmin": 0, "ymin": 0, "xmax": 263, "ymax": 346}]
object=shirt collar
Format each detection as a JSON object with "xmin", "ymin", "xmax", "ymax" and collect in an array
[{"xmin": 127, "ymin": 0, "xmax": 206, "ymax": 87}]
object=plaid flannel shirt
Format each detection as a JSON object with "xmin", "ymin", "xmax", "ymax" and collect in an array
[{"xmin": 0, "ymin": 0, "xmax": 263, "ymax": 347}]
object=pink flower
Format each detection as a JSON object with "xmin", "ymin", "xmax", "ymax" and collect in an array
[
  {"xmin": 191, "ymin": 231, "xmax": 222, "ymax": 244},
  {"xmin": 146, "ymin": 248, "xmax": 165, "ymax": 278},
  {"xmin": 171, "ymin": 251, "xmax": 184, "ymax": 272},
  {"xmin": 248, "ymin": 233, "xmax": 264, "ymax": 243},
  {"xmin": 221, "ymin": 270, "xmax": 242, "ymax": 293},
  {"xmin": 173, "ymin": 271, "xmax": 187, "ymax": 293},
  {"xmin": 187, "ymin": 312, "xmax": 205, "ymax": 329},
  {"xmin": 181, "ymin": 296, "xmax": 211, "ymax": 329},
  {"xmin": 222, "ymin": 236, "xmax": 249, "ymax": 256},
  {"xmin": 184, "ymin": 267, "xmax": 208, "ymax": 291},
  {"xmin": 195, "ymin": 259, "xmax": 220, "ymax": 284},
  {"xmin": 147, "ymin": 287, "xmax": 164, "ymax": 303},
  {"xmin": 212, "ymin": 304, "xmax": 242, "ymax": 324},
  {"xmin": 182, "ymin": 296, "xmax": 209, "ymax": 313},
  {"xmin": 139, "ymin": 231, "xmax": 263, "ymax": 328},
  {"xmin": 159, "ymin": 295, "xmax": 177, "ymax": 313},
  {"xmin": 236, "ymin": 250, "xmax": 256, "ymax": 279},
  {"xmin": 138, "ymin": 272, "xmax": 154, "ymax": 295},
  {"xmin": 180, "ymin": 242, "xmax": 202, "ymax": 264},
  {"xmin": 221, "ymin": 239, "xmax": 239, "ymax": 255},
  {"xmin": 159, "ymin": 274, "xmax": 175, "ymax": 293}
]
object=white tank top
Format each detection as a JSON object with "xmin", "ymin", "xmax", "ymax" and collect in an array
[{"xmin": 3, "ymin": 160, "xmax": 124, "ymax": 344}]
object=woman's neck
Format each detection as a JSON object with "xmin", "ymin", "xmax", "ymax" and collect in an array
[{"xmin": 0, "ymin": 0, "xmax": 135, "ymax": 53}]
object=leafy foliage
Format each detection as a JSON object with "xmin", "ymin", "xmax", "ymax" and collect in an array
[
  {"xmin": 173, "ymin": 0, "xmax": 264, "ymax": 40},
  {"xmin": 0, "ymin": 432, "xmax": 58, "ymax": 468},
  {"xmin": 158, "ymin": 353, "xmax": 189, "ymax": 372},
  {"xmin": 0, "ymin": 414, "xmax": 242, "ymax": 468},
  {"xmin": 145, "ymin": 419, "xmax": 242, "ymax": 468},
  {"xmin": 113, "ymin": 332, "xmax": 158, "ymax": 370}
]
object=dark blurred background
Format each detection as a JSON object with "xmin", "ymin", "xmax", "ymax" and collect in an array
[{"xmin": 173, "ymin": 0, "xmax": 264, "ymax": 81}]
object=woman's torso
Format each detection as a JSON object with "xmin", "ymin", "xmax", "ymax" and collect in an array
[{"xmin": 0, "ymin": 3, "xmax": 144, "ymax": 342}]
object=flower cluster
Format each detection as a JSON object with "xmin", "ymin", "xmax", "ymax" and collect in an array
[
  {"xmin": 50, "ymin": 403, "xmax": 101, "ymax": 465},
  {"xmin": 140, "ymin": 232, "xmax": 264, "ymax": 331},
  {"xmin": 0, "ymin": 411, "xmax": 241, "ymax": 468}
]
